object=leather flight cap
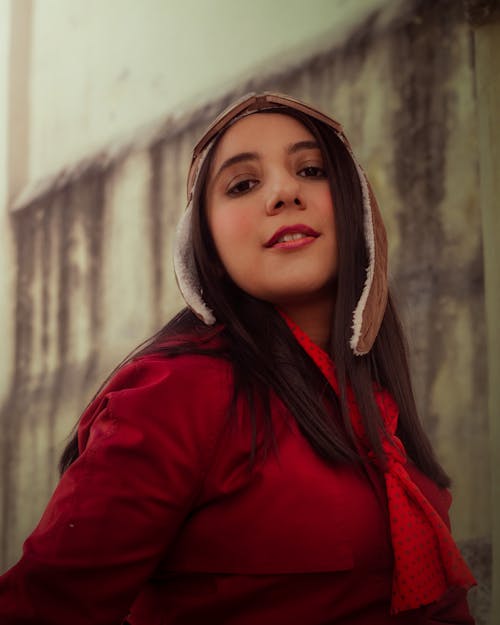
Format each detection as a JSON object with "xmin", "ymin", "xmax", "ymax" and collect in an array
[{"xmin": 174, "ymin": 92, "xmax": 388, "ymax": 355}]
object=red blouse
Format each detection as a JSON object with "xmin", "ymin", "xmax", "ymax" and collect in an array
[{"xmin": 0, "ymin": 344, "xmax": 474, "ymax": 624}]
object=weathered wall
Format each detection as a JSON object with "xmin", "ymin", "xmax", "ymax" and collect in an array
[
  {"xmin": 0, "ymin": 0, "xmax": 492, "ymax": 620},
  {"xmin": 27, "ymin": 0, "xmax": 394, "ymax": 184},
  {"xmin": 471, "ymin": 4, "xmax": 500, "ymax": 622}
]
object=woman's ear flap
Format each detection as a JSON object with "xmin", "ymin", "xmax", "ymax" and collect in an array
[{"xmin": 174, "ymin": 203, "xmax": 216, "ymax": 325}]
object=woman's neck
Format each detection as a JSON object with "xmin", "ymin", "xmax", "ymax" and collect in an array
[{"xmin": 278, "ymin": 296, "xmax": 334, "ymax": 351}]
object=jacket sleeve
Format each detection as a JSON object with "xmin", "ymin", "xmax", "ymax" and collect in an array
[{"xmin": 0, "ymin": 355, "xmax": 231, "ymax": 625}]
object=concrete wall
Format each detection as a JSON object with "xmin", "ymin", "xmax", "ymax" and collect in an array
[
  {"xmin": 472, "ymin": 5, "xmax": 500, "ymax": 621},
  {"xmin": 25, "ymin": 0, "xmax": 393, "ymax": 185},
  {"xmin": 0, "ymin": 0, "xmax": 15, "ymax": 409},
  {"xmin": 0, "ymin": 0, "xmax": 495, "ymax": 621}
]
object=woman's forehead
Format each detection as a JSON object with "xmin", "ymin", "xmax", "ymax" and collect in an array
[{"xmin": 209, "ymin": 112, "xmax": 317, "ymax": 165}]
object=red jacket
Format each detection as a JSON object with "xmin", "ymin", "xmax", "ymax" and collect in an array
[{"xmin": 0, "ymin": 349, "xmax": 474, "ymax": 624}]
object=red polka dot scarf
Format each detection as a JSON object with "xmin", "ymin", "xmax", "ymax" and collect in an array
[{"xmin": 281, "ymin": 313, "xmax": 476, "ymax": 613}]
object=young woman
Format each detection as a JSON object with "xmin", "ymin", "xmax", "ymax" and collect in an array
[{"xmin": 0, "ymin": 93, "xmax": 476, "ymax": 624}]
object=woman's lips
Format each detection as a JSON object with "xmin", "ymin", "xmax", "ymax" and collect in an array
[
  {"xmin": 271, "ymin": 235, "xmax": 317, "ymax": 250},
  {"xmin": 264, "ymin": 224, "xmax": 320, "ymax": 249}
]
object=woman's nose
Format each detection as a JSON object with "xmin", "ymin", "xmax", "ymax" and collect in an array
[{"xmin": 265, "ymin": 174, "xmax": 304, "ymax": 215}]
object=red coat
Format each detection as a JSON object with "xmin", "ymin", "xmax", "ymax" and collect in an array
[{"xmin": 0, "ymin": 347, "xmax": 474, "ymax": 624}]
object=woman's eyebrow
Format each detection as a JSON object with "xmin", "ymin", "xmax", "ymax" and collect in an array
[
  {"xmin": 288, "ymin": 140, "xmax": 321, "ymax": 154},
  {"xmin": 213, "ymin": 152, "xmax": 258, "ymax": 183}
]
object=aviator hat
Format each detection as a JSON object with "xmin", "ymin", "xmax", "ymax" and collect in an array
[{"xmin": 174, "ymin": 92, "xmax": 388, "ymax": 355}]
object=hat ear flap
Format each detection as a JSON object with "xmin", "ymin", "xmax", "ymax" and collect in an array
[
  {"xmin": 348, "ymin": 158, "xmax": 388, "ymax": 356},
  {"xmin": 173, "ymin": 202, "xmax": 216, "ymax": 325}
]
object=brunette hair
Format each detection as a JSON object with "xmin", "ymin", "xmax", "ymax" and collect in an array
[{"xmin": 60, "ymin": 108, "xmax": 450, "ymax": 488}]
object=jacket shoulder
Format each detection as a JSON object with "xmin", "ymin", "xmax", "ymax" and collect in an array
[{"xmin": 78, "ymin": 351, "xmax": 234, "ymax": 455}]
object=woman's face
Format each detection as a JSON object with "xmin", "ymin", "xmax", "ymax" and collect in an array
[{"xmin": 205, "ymin": 113, "xmax": 338, "ymax": 311}]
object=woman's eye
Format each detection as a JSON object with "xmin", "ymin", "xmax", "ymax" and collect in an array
[
  {"xmin": 299, "ymin": 166, "xmax": 327, "ymax": 178},
  {"xmin": 227, "ymin": 179, "xmax": 258, "ymax": 196}
]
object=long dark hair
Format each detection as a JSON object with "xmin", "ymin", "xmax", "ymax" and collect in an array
[{"xmin": 60, "ymin": 108, "xmax": 450, "ymax": 488}]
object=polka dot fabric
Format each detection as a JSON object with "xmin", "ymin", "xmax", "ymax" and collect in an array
[{"xmin": 281, "ymin": 312, "xmax": 476, "ymax": 613}]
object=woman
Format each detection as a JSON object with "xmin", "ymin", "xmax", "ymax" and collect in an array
[{"xmin": 0, "ymin": 92, "xmax": 476, "ymax": 624}]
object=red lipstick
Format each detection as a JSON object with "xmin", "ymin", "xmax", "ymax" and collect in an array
[{"xmin": 264, "ymin": 224, "xmax": 320, "ymax": 248}]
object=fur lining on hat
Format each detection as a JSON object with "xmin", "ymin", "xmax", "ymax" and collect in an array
[
  {"xmin": 349, "ymin": 156, "xmax": 375, "ymax": 356},
  {"xmin": 173, "ymin": 142, "xmax": 216, "ymax": 325},
  {"xmin": 173, "ymin": 202, "xmax": 215, "ymax": 325}
]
